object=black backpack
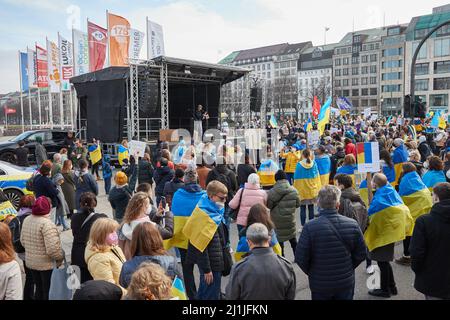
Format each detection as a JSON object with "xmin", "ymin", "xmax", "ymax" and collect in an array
[{"xmin": 2, "ymin": 215, "xmax": 25, "ymax": 253}]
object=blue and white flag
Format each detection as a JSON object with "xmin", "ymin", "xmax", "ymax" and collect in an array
[
  {"xmin": 336, "ymin": 96, "xmax": 352, "ymax": 110},
  {"xmin": 20, "ymin": 52, "xmax": 29, "ymax": 92}
]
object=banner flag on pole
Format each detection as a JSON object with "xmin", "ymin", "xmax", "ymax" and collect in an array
[
  {"xmin": 317, "ymin": 97, "xmax": 332, "ymax": 136},
  {"xmin": 269, "ymin": 115, "xmax": 278, "ymax": 128},
  {"xmin": 27, "ymin": 48, "xmax": 37, "ymax": 88},
  {"xmin": 47, "ymin": 39, "xmax": 61, "ymax": 93},
  {"xmin": 128, "ymin": 28, "xmax": 145, "ymax": 59},
  {"xmin": 312, "ymin": 96, "xmax": 321, "ymax": 119},
  {"xmin": 58, "ymin": 34, "xmax": 74, "ymax": 91},
  {"xmin": 20, "ymin": 52, "xmax": 29, "ymax": 92},
  {"xmin": 336, "ymin": 96, "xmax": 352, "ymax": 110},
  {"xmin": 73, "ymin": 29, "xmax": 89, "ymax": 76},
  {"xmin": 147, "ymin": 18, "xmax": 165, "ymax": 59},
  {"xmin": 88, "ymin": 21, "xmax": 108, "ymax": 72},
  {"xmin": 107, "ymin": 12, "xmax": 131, "ymax": 66},
  {"xmin": 36, "ymin": 44, "xmax": 48, "ymax": 88},
  {"xmin": 88, "ymin": 144, "xmax": 102, "ymax": 165}
]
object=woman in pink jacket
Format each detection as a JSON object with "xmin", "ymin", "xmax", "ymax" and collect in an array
[{"xmin": 229, "ymin": 173, "xmax": 268, "ymax": 233}]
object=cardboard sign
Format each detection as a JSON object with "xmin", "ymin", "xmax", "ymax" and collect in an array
[
  {"xmin": 307, "ymin": 130, "xmax": 320, "ymax": 147},
  {"xmin": 364, "ymin": 108, "xmax": 371, "ymax": 119},
  {"xmin": 356, "ymin": 142, "xmax": 380, "ymax": 173},
  {"xmin": 128, "ymin": 140, "xmax": 147, "ymax": 158}
]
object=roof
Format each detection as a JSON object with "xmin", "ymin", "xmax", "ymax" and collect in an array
[
  {"xmin": 302, "ymin": 43, "xmax": 338, "ymax": 54},
  {"xmin": 405, "ymin": 10, "xmax": 450, "ymax": 41},
  {"xmin": 218, "ymin": 51, "xmax": 241, "ymax": 65},
  {"xmin": 234, "ymin": 43, "xmax": 289, "ymax": 61},
  {"xmin": 336, "ymin": 27, "xmax": 387, "ymax": 46},
  {"xmin": 281, "ymin": 42, "xmax": 313, "ymax": 55}
]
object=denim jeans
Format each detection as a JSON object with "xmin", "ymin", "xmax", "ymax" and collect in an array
[
  {"xmin": 197, "ymin": 270, "xmax": 222, "ymax": 300},
  {"xmin": 104, "ymin": 177, "xmax": 112, "ymax": 195},
  {"xmin": 286, "ymin": 173, "xmax": 294, "ymax": 185},
  {"xmin": 300, "ymin": 204, "xmax": 315, "ymax": 226},
  {"xmin": 55, "ymin": 211, "xmax": 69, "ymax": 229},
  {"xmin": 311, "ymin": 288, "xmax": 354, "ymax": 300}
]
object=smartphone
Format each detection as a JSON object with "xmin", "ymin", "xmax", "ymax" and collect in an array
[{"xmin": 160, "ymin": 196, "xmax": 167, "ymax": 209}]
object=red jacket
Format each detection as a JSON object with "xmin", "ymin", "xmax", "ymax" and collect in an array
[{"xmin": 345, "ymin": 143, "xmax": 357, "ymax": 159}]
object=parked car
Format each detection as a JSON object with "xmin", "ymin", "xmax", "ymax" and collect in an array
[
  {"xmin": 0, "ymin": 130, "xmax": 68, "ymax": 165},
  {"xmin": 0, "ymin": 161, "xmax": 34, "ymax": 208}
]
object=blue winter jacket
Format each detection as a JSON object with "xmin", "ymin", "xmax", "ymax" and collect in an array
[{"xmin": 295, "ymin": 208, "xmax": 367, "ymax": 294}]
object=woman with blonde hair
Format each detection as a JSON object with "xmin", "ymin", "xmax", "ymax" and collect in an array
[
  {"xmin": 125, "ymin": 262, "xmax": 173, "ymax": 300},
  {"xmin": 84, "ymin": 218, "xmax": 126, "ymax": 293}
]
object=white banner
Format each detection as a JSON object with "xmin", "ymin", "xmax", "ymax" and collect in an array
[
  {"xmin": 47, "ymin": 39, "xmax": 61, "ymax": 93},
  {"xmin": 58, "ymin": 34, "xmax": 73, "ymax": 91},
  {"xmin": 128, "ymin": 140, "xmax": 147, "ymax": 158},
  {"xmin": 73, "ymin": 29, "xmax": 89, "ymax": 76},
  {"xmin": 364, "ymin": 107, "xmax": 371, "ymax": 119},
  {"xmin": 129, "ymin": 28, "xmax": 145, "ymax": 60},
  {"xmin": 307, "ymin": 130, "xmax": 320, "ymax": 147},
  {"xmin": 27, "ymin": 48, "xmax": 36, "ymax": 88},
  {"xmin": 147, "ymin": 19, "xmax": 165, "ymax": 59}
]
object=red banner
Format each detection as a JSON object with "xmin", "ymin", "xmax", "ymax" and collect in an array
[
  {"xmin": 36, "ymin": 44, "xmax": 48, "ymax": 88},
  {"xmin": 4, "ymin": 107, "xmax": 16, "ymax": 114},
  {"xmin": 312, "ymin": 96, "xmax": 321, "ymax": 119},
  {"xmin": 88, "ymin": 21, "xmax": 107, "ymax": 72},
  {"xmin": 108, "ymin": 13, "xmax": 130, "ymax": 66}
]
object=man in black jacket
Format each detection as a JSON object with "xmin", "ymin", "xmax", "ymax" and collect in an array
[
  {"xmin": 15, "ymin": 140, "xmax": 29, "ymax": 167},
  {"xmin": 153, "ymin": 158, "xmax": 174, "ymax": 206},
  {"xmin": 295, "ymin": 185, "xmax": 367, "ymax": 300},
  {"xmin": 410, "ymin": 182, "xmax": 450, "ymax": 300}
]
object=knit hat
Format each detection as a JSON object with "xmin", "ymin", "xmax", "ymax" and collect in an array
[
  {"xmin": 114, "ymin": 171, "xmax": 128, "ymax": 186},
  {"xmin": 393, "ymin": 138, "xmax": 404, "ymax": 147},
  {"xmin": 184, "ymin": 168, "xmax": 198, "ymax": 184},
  {"xmin": 32, "ymin": 196, "xmax": 51, "ymax": 216}
]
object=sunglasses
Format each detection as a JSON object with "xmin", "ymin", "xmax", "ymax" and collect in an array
[{"xmin": 216, "ymin": 195, "xmax": 227, "ymax": 201}]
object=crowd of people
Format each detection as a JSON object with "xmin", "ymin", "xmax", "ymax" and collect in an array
[{"xmin": 0, "ymin": 114, "xmax": 450, "ymax": 301}]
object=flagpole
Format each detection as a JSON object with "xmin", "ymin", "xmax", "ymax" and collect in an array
[
  {"xmin": 58, "ymin": 32, "xmax": 64, "ymax": 129},
  {"xmin": 106, "ymin": 10, "xmax": 110, "ymax": 67},
  {"xmin": 87, "ymin": 17, "xmax": 90, "ymax": 72},
  {"xmin": 46, "ymin": 37, "xmax": 53, "ymax": 129},
  {"xmin": 146, "ymin": 16, "xmax": 149, "ymax": 60},
  {"xmin": 38, "ymin": 87, "xmax": 41, "ymax": 129},
  {"xmin": 18, "ymin": 51, "xmax": 24, "ymax": 132},
  {"xmin": 70, "ymin": 85, "xmax": 74, "ymax": 132}
]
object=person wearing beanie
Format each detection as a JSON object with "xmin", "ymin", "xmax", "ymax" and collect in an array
[
  {"xmin": 163, "ymin": 168, "xmax": 185, "ymax": 208},
  {"xmin": 108, "ymin": 171, "xmax": 134, "ymax": 223},
  {"xmin": 267, "ymin": 170, "xmax": 301, "ymax": 256},
  {"xmin": 52, "ymin": 173, "xmax": 70, "ymax": 231},
  {"xmin": 20, "ymin": 196, "xmax": 64, "ymax": 300},
  {"xmin": 154, "ymin": 158, "xmax": 175, "ymax": 206}
]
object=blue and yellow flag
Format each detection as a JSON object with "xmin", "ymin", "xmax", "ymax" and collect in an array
[
  {"xmin": 364, "ymin": 184, "xmax": 414, "ymax": 252},
  {"xmin": 422, "ymin": 170, "xmax": 447, "ymax": 192},
  {"xmin": 171, "ymin": 276, "xmax": 187, "ymax": 300},
  {"xmin": 88, "ymin": 144, "xmax": 102, "ymax": 165},
  {"xmin": 392, "ymin": 144, "xmax": 408, "ymax": 187},
  {"xmin": 315, "ymin": 155, "xmax": 331, "ymax": 187},
  {"xmin": 381, "ymin": 164, "xmax": 396, "ymax": 185},
  {"xmin": 182, "ymin": 194, "xmax": 224, "ymax": 253},
  {"xmin": 0, "ymin": 201, "xmax": 17, "ymax": 222},
  {"xmin": 317, "ymin": 97, "xmax": 332, "ymax": 136},
  {"xmin": 235, "ymin": 230, "xmax": 282, "ymax": 262},
  {"xmin": 303, "ymin": 117, "xmax": 313, "ymax": 132},
  {"xmin": 399, "ymin": 171, "xmax": 433, "ymax": 221},
  {"xmin": 269, "ymin": 115, "xmax": 278, "ymax": 128},
  {"xmin": 430, "ymin": 111, "xmax": 445, "ymax": 129},
  {"xmin": 294, "ymin": 160, "xmax": 321, "ymax": 200},
  {"xmin": 257, "ymin": 159, "xmax": 279, "ymax": 187},
  {"xmin": 118, "ymin": 144, "xmax": 129, "ymax": 166},
  {"xmin": 336, "ymin": 164, "xmax": 357, "ymax": 186},
  {"xmin": 164, "ymin": 188, "xmax": 206, "ymax": 250},
  {"xmin": 359, "ymin": 180, "xmax": 369, "ymax": 208}
]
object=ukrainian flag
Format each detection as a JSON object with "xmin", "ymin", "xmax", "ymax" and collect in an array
[
  {"xmin": 118, "ymin": 145, "xmax": 129, "ymax": 166},
  {"xmin": 182, "ymin": 194, "xmax": 224, "ymax": 253},
  {"xmin": 381, "ymin": 164, "xmax": 396, "ymax": 185},
  {"xmin": 399, "ymin": 171, "xmax": 433, "ymax": 222},
  {"xmin": 304, "ymin": 117, "xmax": 313, "ymax": 132},
  {"xmin": 392, "ymin": 144, "xmax": 408, "ymax": 187},
  {"xmin": 364, "ymin": 184, "xmax": 414, "ymax": 252},
  {"xmin": 171, "ymin": 276, "xmax": 187, "ymax": 300},
  {"xmin": 336, "ymin": 164, "xmax": 357, "ymax": 186},
  {"xmin": 316, "ymin": 155, "xmax": 331, "ymax": 186},
  {"xmin": 359, "ymin": 180, "xmax": 369, "ymax": 207},
  {"xmin": 257, "ymin": 159, "xmax": 279, "ymax": 187},
  {"xmin": 270, "ymin": 115, "xmax": 278, "ymax": 128},
  {"xmin": 422, "ymin": 170, "xmax": 447, "ymax": 192},
  {"xmin": 431, "ymin": 111, "xmax": 446, "ymax": 129},
  {"xmin": 294, "ymin": 160, "xmax": 321, "ymax": 200},
  {"xmin": 234, "ymin": 230, "xmax": 282, "ymax": 262},
  {"xmin": 164, "ymin": 188, "xmax": 206, "ymax": 250},
  {"xmin": 317, "ymin": 97, "xmax": 332, "ymax": 135},
  {"xmin": 88, "ymin": 144, "xmax": 102, "ymax": 165}
]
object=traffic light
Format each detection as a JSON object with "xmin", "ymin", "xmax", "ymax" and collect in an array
[
  {"xmin": 414, "ymin": 100, "xmax": 426, "ymax": 119},
  {"xmin": 403, "ymin": 95, "xmax": 411, "ymax": 118}
]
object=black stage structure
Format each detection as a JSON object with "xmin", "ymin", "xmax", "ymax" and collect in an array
[{"xmin": 70, "ymin": 56, "xmax": 248, "ymax": 143}]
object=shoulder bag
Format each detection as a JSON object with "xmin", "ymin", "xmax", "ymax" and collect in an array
[{"xmin": 229, "ymin": 187, "xmax": 245, "ymax": 221}]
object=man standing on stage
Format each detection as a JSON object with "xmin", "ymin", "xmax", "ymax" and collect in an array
[{"xmin": 193, "ymin": 104, "xmax": 209, "ymax": 144}]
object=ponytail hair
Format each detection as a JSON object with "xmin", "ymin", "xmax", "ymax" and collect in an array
[{"xmin": 302, "ymin": 149, "xmax": 312, "ymax": 164}]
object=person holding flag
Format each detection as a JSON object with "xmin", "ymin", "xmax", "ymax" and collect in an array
[
  {"xmin": 88, "ymin": 138, "xmax": 102, "ymax": 181},
  {"xmin": 304, "ymin": 117, "xmax": 313, "ymax": 133},
  {"xmin": 183, "ymin": 181, "xmax": 229, "ymax": 300},
  {"xmin": 118, "ymin": 139, "xmax": 129, "ymax": 166},
  {"xmin": 257, "ymin": 152, "xmax": 280, "ymax": 190},
  {"xmin": 396, "ymin": 163, "xmax": 433, "ymax": 266},
  {"xmin": 317, "ymin": 97, "xmax": 332, "ymax": 136},
  {"xmin": 336, "ymin": 154, "xmax": 357, "ymax": 186},
  {"xmin": 365, "ymin": 173, "xmax": 414, "ymax": 298},
  {"xmin": 315, "ymin": 146, "xmax": 331, "ymax": 186}
]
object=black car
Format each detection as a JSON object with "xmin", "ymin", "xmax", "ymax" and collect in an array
[{"xmin": 0, "ymin": 130, "xmax": 69, "ymax": 165}]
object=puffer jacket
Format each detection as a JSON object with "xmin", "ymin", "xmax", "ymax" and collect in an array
[
  {"xmin": 154, "ymin": 166, "xmax": 174, "ymax": 197},
  {"xmin": 20, "ymin": 215, "xmax": 64, "ymax": 271},
  {"xmin": 108, "ymin": 185, "xmax": 133, "ymax": 222},
  {"xmin": 138, "ymin": 159, "xmax": 154, "ymax": 185},
  {"xmin": 281, "ymin": 150, "xmax": 301, "ymax": 173},
  {"xmin": 206, "ymin": 165, "xmax": 238, "ymax": 200},
  {"xmin": 186, "ymin": 222, "xmax": 226, "ymax": 273},
  {"xmin": 119, "ymin": 255, "xmax": 182, "ymax": 288},
  {"xmin": 84, "ymin": 244, "xmax": 126, "ymax": 293},
  {"xmin": 229, "ymin": 183, "xmax": 267, "ymax": 227},
  {"xmin": 74, "ymin": 170, "xmax": 98, "ymax": 210},
  {"xmin": 295, "ymin": 209, "xmax": 367, "ymax": 294},
  {"xmin": 267, "ymin": 180, "xmax": 301, "ymax": 242}
]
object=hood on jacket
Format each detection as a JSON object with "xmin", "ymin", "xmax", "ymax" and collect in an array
[
  {"xmin": 341, "ymin": 187, "xmax": 364, "ymax": 203},
  {"xmin": 182, "ymin": 183, "xmax": 203, "ymax": 193},
  {"xmin": 299, "ymin": 160, "xmax": 314, "ymax": 169},
  {"xmin": 431, "ymin": 199, "xmax": 450, "ymax": 224},
  {"xmin": 52, "ymin": 173, "xmax": 64, "ymax": 184},
  {"xmin": 216, "ymin": 164, "xmax": 228, "ymax": 174},
  {"xmin": 120, "ymin": 217, "xmax": 155, "ymax": 240},
  {"xmin": 127, "ymin": 255, "xmax": 177, "ymax": 277},
  {"xmin": 75, "ymin": 170, "xmax": 89, "ymax": 178},
  {"xmin": 108, "ymin": 186, "xmax": 129, "ymax": 201},
  {"xmin": 103, "ymin": 154, "xmax": 111, "ymax": 163},
  {"xmin": 17, "ymin": 207, "xmax": 32, "ymax": 217}
]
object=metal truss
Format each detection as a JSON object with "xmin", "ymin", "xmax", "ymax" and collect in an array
[
  {"xmin": 129, "ymin": 62, "xmax": 140, "ymax": 140},
  {"xmin": 158, "ymin": 58, "xmax": 169, "ymax": 129},
  {"xmin": 260, "ymin": 80, "xmax": 267, "ymax": 128}
]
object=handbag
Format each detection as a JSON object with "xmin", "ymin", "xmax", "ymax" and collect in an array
[
  {"xmin": 229, "ymin": 187, "xmax": 245, "ymax": 221},
  {"xmin": 221, "ymin": 225, "xmax": 233, "ymax": 277},
  {"xmin": 49, "ymin": 254, "xmax": 78, "ymax": 300}
]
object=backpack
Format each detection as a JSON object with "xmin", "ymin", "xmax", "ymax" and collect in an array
[
  {"xmin": 342, "ymin": 198, "xmax": 368, "ymax": 232},
  {"xmin": 2, "ymin": 215, "xmax": 24, "ymax": 253}
]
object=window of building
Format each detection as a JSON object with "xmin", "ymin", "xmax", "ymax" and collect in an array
[
  {"xmin": 370, "ymin": 99, "xmax": 378, "ymax": 106},
  {"xmin": 343, "ymin": 79, "xmax": 349, "ymax": 86},
  {"xmin": 267, "ymin": 64, "xmax": 271, "ymax": 70},
  {"xmin": 382, "ymin": 72, "xmax": 402, "ymax": 80},
  {"xmin": 352, "ymin": 89, "xmax": 359, "ymax": 96},
  {"xmin": 361, "ymin": 66, "xmax": 369, "ymax": 74},
  {"xmin": 343, "ymin": 90, "xmax": 350, "ymax": 96},
  {"xmin": 388, "ymin": 27, "xmax": 400, "ymax": 36},
  {"xmin": 434, "ymin": 38, "xmax": 450, "ymax": 57},
  {"xmin": 415, "ymin": 79, "xmax": 429, "ymax": 91},
  {"xmin": 362, "ymin": 55, "xmax": 368, "ymax": 63},
  {"xmin": 352, "ymin": 78, "xmax": 359, "ymax": 86},
  {"xmin": 414, "ymin": 63, "xmax": 429, "ymax": 75},
  {"xmin": 370, "ymin": 88, "xmax": 378, "ymax": 96},
  {"xmin": 361, "ymin": 99, "xmax": 369, "ymax": 106},
  {"xmin": 262, "ymin": 64, "xmax": 266, "ymax": 71},
  {"xmin": 370, "ymin": 65, "xmax": 377, "ymax": 73},
  {"xmin": 434, "ymin": 77, "xmax": 450, "ymax": 90},
  {"xmin": 361, "ymin": 88, "xmax": 369, "ymax": 96},
  {"xmin": 343, "ymin": 58, "xmax": 349, "ymax": 65},
  {"xmin": 434, "ymin": 60, "xmax": 450, "ymax": 74},
  {"xmin": 382, "ymin": 60, "xmax": 403, "ymax": 69},
  {"xmin": 362, "ymin": 45, "xmax": 367, "ymax": 51},
  {"xmin": 430, "ymin": 94, "xmax": 448, "ymax": 108},
  {"xmin": 352, "ymin": 99, "xmax": 360, "ymax": 108},
  {"xmin": 370, "ymin": 54, "xmax": 377, "ymax": 62},
  {"xmin": 257, "ymin": 65, "xmax": 261, "ymax": 71},
  {"xmin": 369, "ymin": 44, "xmax": 375, "ymax": 51},
  {"xmin": 382, "ymin": 84, "xmax": 402, "ymax": 92},
  {"xmin": 267, "ymin": 71, "xmax": 271, "ymax": 78},
  {"xmin": 335, "ymin": 58, "xmax": 341, "ymax": 66},
  {"xmin": 275, "ymin": 71, "xmax": 279, "ymax": 77},
  {"xmin": 370, "ymin": 77, "xmax": 377, "ymax": 85},
  {"xmin": 353, "ymin": 35, "xmax": 361, "ymax": 43},
  {"xmin": 361, "ymin": 77, "xmax": 368, "ymax": 85},
  {"xmin": 352, "ymin": 67, "xmax": 359, "ymax": 75},
  {"xmin": 335, "ymin": 69, "xmax": 341, "ymax": 76},
  {"xmin": 352, "ymin": 56, "xmax": 359, "ymax": 64},
  {"xmin": 436, "ymin": 25, "xmax": 450, "ymax": 37},
  {"xmin": 343, "ymin": 68, "xmax": 349, "ymax": 76},
  {"xmin": 412, "ymin": 41, "xmax": 427, "ymax": 60},
  {"xmin": 335, "ymin": 80, "xmax": 341, "ymax": 87},
  {"xmin": 383, "ymin": 48, "xmax": 403, "ymax": 57}
]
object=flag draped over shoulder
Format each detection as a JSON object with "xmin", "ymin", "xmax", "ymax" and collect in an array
[
  {"xmin": 257, "ymin": 159, "xmax": 279, "ymax": 187},
  {"xmin": 303, "ymin": 117, "xmax": 312, "ymax": 132},
  {"xmin": 164, "ymin": 188, "xmax": 205, "ymax": 250},
  {"xmin": 399, "ymin": 171, "xmax": 433, "ymax": 221},
  {"xmin": 392, "ymin": 144, "xmax": 408, "ymax": 187},
  {"xmin": 182, "ymin": 194, "xmax": 224, "ymax": 253},
  {"xmin": 88, "ymin": 144, "xmax": 102, "ymax": 165},
  {"xmin": 336, "ymin": 164, "xmax": 357, "ymax": 186},
  {"xmin": 422, "ymin": 170, "xmax": 447, "ymax": 192},
  {"xmin": 294, "ymin": 160, "xmax": 321, "ymax": 200},
  {"xmin": 317, "ymin": 97, "xmax": 332, "ymax": 135},
  {"xmin": 315, "ymin": 155, "xmax": 331, "ymax": 186},
  {"xmin": 364, "ymin": 184, "xmax": 414, "ymax": 252},
  {"xmin": 359, "ymin": 180, "xmax": 369, "ymax": 207},
  {"xmin": 171, "ymin": 276, "xmax": 187, "ymax": 300},
  {"xmin": 118, "ymin": 145, "xmax": 129, "ymax": 165},
  {"xmin": 235, "ymin": 231, "xmax": 282, "ymax": 262}
]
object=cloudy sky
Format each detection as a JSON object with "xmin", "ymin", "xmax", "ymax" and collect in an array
[{"xmin": 0, "ymin": 0, "xmax": 448, "ymax": 93}]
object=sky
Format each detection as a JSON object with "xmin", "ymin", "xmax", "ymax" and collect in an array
[{"xmin": 0, "ymin": 0, "xmax": 449, "ymax": 94}]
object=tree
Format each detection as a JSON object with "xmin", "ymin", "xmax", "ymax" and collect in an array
[{"xmin": 306, "ymin": 75, "xmax": 331, "ymax": 107}]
